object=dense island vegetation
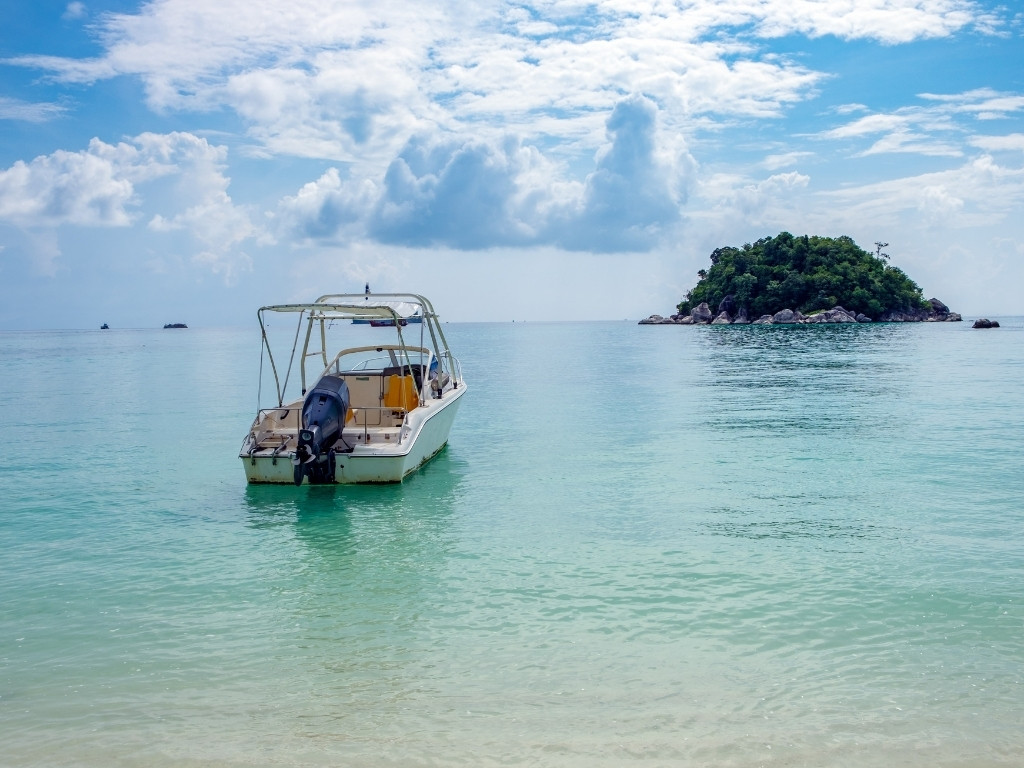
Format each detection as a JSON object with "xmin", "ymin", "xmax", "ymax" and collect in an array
[{"xmin": 676, "ymin": 232, "xmax": 928, "ymax": 320}]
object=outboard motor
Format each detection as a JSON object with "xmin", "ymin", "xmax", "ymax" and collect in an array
[{"xmin": 293, "ymin": 375, "xmax": 350, "ymax": 485}]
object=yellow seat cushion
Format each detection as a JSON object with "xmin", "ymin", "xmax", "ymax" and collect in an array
[{"xmin": 383, "ymin": 374, "xmax": 418, "ymax": 412}]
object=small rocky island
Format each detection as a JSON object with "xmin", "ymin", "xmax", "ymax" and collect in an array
[{"xmin": 641, "ymin": 232, "xmax": 961, "ymax": 325}]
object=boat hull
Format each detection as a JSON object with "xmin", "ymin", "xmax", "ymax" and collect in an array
[{"xmin": 241, "ymin": 385, "xmax": 465, "ymax": 484}]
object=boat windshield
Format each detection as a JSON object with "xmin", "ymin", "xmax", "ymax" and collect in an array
[{"xmin": 330, "ymin": 346, "xmax": 432, "ymax": 375}]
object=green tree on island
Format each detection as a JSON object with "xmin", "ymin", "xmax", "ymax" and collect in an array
[{"xmin": 677, "ymin": 232, "xmax": 929, "ymax": 319}]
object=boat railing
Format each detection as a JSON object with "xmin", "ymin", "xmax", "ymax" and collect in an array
[
  {"xmin": 250, "ymin": 406, "xmax": 300, "ymax": 435},
  {"xmin": 246, "ymin": 406, "xmax": 301, "ymax": 461},
  {"xmin": 339, "ymin": 409, "xmax": 410, "ymax": 446},
  {"xmin": 441, "ymin": 352, "xmax": 463, "ymax": 387},
  {"xmin": 249, "ymin": 403, "xmax": 410, "ymax": 453}
]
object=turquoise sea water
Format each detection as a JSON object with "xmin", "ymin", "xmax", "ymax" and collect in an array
[{"xmin": 1, "ymin": 319, "xmax": 1022, "ymax": 767}]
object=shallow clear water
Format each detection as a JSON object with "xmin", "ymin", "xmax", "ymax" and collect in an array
[{"xmin": 1, "ymin": 320, "xmax": 1022, "ymax": 766}]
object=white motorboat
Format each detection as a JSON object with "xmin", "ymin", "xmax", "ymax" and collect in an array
[{"xmin": 240, "ymin": 293, "xmax": 466, "ymax": 485}]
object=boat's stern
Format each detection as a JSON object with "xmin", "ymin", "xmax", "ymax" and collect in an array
[{"xmin": 242, "ymin": 451, "xmax": 302, "ymax": 484}]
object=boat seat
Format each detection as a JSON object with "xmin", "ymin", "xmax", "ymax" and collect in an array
[
  {"xmin": 382, "ymin": 364, "xmax": 424, "ymax": 390},
  {"xmin": 384, "ymin": 374, "xmax": 419, "ymax": 412}
]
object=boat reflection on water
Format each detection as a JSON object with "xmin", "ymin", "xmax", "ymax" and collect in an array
[{"xmin": 242, "ymin": 444, "xmax": 466, "ymax": 559}]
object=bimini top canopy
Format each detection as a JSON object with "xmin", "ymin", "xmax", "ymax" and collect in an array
[
  {"xmin": 258, "ymin": 292, "xmax": 432, "ymax": 321},
  {"xmin": 254, "ymin": 292, "xmax": 455, "ymax": 407}
]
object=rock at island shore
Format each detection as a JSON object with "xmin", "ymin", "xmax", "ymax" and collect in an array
[
  {"xmin": 878, "ymin": 298, "xmax": 961, "ymax": 322},
  {"xmin": 691, "ymin": 302, "xmax": 713, "ymax": 324},
  {"xmin": 771, "ymin": 308, "xmax": 805, "ymax": 324},
  {"xmin": 973, "ymin": 318, "xmax": 1000, "ymax": 329},
  {"xmin": 639, "ymin": 297, "xmax": 963, "ymax": 326},
  {"xmin": 804, "ymin": 306, "xmax": 858, "ymax": 324},
  {"xmin": 638, "ymin": 314, "xmax": 672, "ymax": 324}
]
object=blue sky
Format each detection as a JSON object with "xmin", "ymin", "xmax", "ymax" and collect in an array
[{"xmin": 1, "ymin": 0, "xmax": 1022, "ymax": 328}]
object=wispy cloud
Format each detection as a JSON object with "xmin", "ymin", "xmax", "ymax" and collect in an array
[
  {"xmin": 970, "ymin": 133, "xmax": 1024, "ymax": 152},
  {"xmin": 0, "ymin": 97, "xmax": 68, "ymax": 123},
  {"xmin": 63, "ymin": 2, "xmax": 87, "ymax": 21},
  {"xmin": 752, "ymin": 0, "xmax": 990, "ymax": 43},
  {"xmin": 8, "ymin": 0, "xmax": 997, "ymax": 161},
  {"xmin": 921, "ymin": 88, "xmax": 1024, "ymax": 119},
  {"xmin": 761, "ymin": 151, "xmax": 814, "ymax": 170},
  {"xmin": 820, "ymin": 154, "xmax": 1024, "ymax": 227},
  {"xmin": 818, "ymin": 87, "xmax": 1024, "ymax": 157}
]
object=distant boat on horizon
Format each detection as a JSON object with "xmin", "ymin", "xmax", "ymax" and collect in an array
[
  {"xmin": 163, "ymin": 323, "xmax": 188, "ymax": 329},
  {"xmin": 100, "ymin": 323, "xmax": 109, "ymax": 330}
]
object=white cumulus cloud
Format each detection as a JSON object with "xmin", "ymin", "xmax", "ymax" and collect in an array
[
  {"xmin": 0, "ymin": 141, "xmax": 136, "ymax": 227},
  {"xmin": 0, "ymin": 132, "xmax": 258, "ymax": 279},
  {"xmin": 275, "ymin": 167, "xmax": 377, "ymax": 242},
  {"xmin": 360, "ymin": 94, "xmax": 694, "ymax": 251}
]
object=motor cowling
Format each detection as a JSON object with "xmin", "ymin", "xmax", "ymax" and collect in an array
[{"xmin": 293, "ymin": 375, "xmax": 350, "ymax": 485}]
